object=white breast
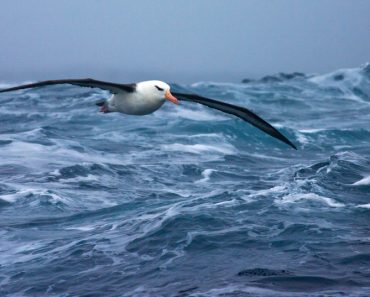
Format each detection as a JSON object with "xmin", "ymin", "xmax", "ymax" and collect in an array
[{"xmin": 109, "ymin": 92, "xmax": 165, "ymax": 115}]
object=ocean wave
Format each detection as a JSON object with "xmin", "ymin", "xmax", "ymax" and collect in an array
[
  {"xmin": 1, "ymin": 65, "xmax": 370, "ymax": 296},
  {"xmin": 242, "ymin": 72, "xmax": 308, "ymax": 84},
  {"xmin": 0, "ymin": 188, "xmax": 68, "ymax": 206}
]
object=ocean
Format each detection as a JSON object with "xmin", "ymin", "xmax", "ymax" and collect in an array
[{"xmin": 0, "ymin": 65, "xmax": 370, "ymax": 296}]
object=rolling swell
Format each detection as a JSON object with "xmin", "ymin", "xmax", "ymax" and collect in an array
[{"xmin": 0, "ymin": 65, "xmax": 370, "ymax": 296}]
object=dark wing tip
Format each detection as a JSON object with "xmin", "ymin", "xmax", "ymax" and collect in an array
[
  {"xmin": 278, "ymin": 134, "xmax": 298, "ymax": 150},
  {"xmin": 250, "ymin": 120, "xmax": 298, "ymax": 150},
  {"xmin": 0, "ymin": 79, "xmax": 136, "ymax": 94},
  {"xmin": 289, "ymin": 142, "xmax": 298, "ymax": 150}
]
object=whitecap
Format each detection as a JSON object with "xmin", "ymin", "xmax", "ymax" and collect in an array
[
  {"xmin": 0, "ymin": 192, "xmax": 19, "ymax": 203},
  {"xmin": 0, "ymin": 140, "xmax": 127, "ymax": 169},
  {"xmin": 352, "ymin": 176, "xmax": 370, "ymax": 186},
  {"xmin": 356, "ymin": 203, "xmax": 370, "ymax": 209},
  {"xmin": 298, "ymin": 128, "xmax": 326, "ymax": 134},
  {"xmin": 278, "ymin": 193, "xmax": 345, "ymax": 208},
  {"xmin": 193, "ymin": 284, "xmax": 281, "ymax": 297},
  {"xmin": 247, "ymin": 153, "xmax": 287, "ymax": 161},
  {"xmin": 185, "ymin": 133, "xmax": 225, "ymax": 139},
  {"xmin": 92, "ymin": 131, "xmax": 131, "ymax": 142},
  {"xmin": 59, "ymin": 174, "xmax": 99, "ymax": 183},
  {"xmin": 65, "ymin": 225, "xmax": 96, "ymax": 231},
  {"xmin": 309, "ymin": 67, "xmax": 361, "ymax": 85},
  {"xmin": 252, "ymin": 185, "xmax": 287, "ymax": 197},
  {"xmin": 189, "ymin": 81, "xmax": 241, "ymax": 88},
  {"xmin": 171, "ymin": 107, "xmax": 227, "ymax": 121},
  {"xmin": 161, "ymin": 143, "xmax": 236, "ymax": 155},
  {"xmin": 294, "ymin": 131, "xmax": 309, "ymax": 145},
  {"xmin": 0, "ymin": 188, "xmax": 67, "ymax": 204},
  {"xmin": 195, "ymin": 169, "xmax": 216, "ymax": 183},
  {"xmin": 308, "ymin": 66, "xmax": 370, "ymax": 104}
]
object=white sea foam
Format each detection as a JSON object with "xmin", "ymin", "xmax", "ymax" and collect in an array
[
  {"xmin": 171, "ymin": 107, "xmax": 227, "ymax": 121},
  {"xmin": 185, "ymin": 133, "xmax": 225, "ymax": 139},
  {"xmin": 0, "ymin": 188, "xmax": 67, "ymax": 204},
  {"xmin": 278, "ymin": 193, "xmax": 345, "ymax": 208},
  {"xmin": 352, "ymin": 176, "xmax": 370, "ymax": 186},
  {"xmin": 59, "ymin": 174, "xmax": 99, "ymax": 183},
  {"xmin": 195, "ymin": 169, "xmax": 216, "ymax": 183},
  {"xmin": 0, "ymin": 140, "xmax": 127, "ymax": 170},
  {"xmin": 192, "ymin": 284, "xmax": 283, "ymax": 297},
  {"xmin": 0, "ymin": 192, "xmax": 19, "ymax": 203},
  {"xmin": 298, "ymin": 128, "xmax": 326, "ymax": 134},
  {"xmin": 190, "ymin": 81, "xmax": 241, "ymax": 88},
  {"xmin": 1, "ymin": 68, "xmax": 370, "ymax": 294},
  {"xmin": 252, "ymin": 185, "xmax": 287, "ymax": 197},
  {"xmin": 91, "ymin": 128, "xmax": 150, "ymax": 143},
  {"xmin": 309, "ymin": 66, "xmax": 370, "ymax": 103},
  {"xmin": 310, "ymin": 67, "xmax": 361, "ymax": 85},
  {"xmin": 0, "ymin": 239, "xmax": 47, "ymax": 266},
  {"xmin": 65, "ymin": 225, "xmax": 96, "ymax": 231},
  {"xmin": 161, "ymin": 143, "xmax": 236, "ymax": 155},
  {"xmin": 356, "ymin": 203, "xmax": 370, "ymax": 209},
  {"xmin": 247, "ymin": 153, "xmax": 287, "ymax": 161},
  {"xmin": 295, "ymin": 131, "xmax": 310, "ymax": 145}
]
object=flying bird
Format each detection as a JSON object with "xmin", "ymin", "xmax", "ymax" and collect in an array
[{"xmin": 0, "ymin": 79, "xmax": 297, "ymax": 149}]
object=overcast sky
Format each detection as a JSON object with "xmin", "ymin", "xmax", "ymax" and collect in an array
[{"xmin": 0, "ymin": 0, "xmax": 369, "ymax": 83}]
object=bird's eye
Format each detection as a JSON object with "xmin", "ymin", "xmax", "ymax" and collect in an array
[{"xmin": 155, "ymin": 85, "xmax": 164, "ymax": 91}]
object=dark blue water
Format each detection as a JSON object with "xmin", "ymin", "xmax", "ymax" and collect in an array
[{"xmin": 1, "ymin": 65, "xmax": 370, "ymax": 297}]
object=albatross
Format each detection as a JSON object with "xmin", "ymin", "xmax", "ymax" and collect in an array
[{"xmin": 0, "ymin": 78, "xmax": 297, "ymax": 149}]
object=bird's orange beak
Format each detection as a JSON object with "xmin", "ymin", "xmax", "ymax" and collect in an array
[{"xmin": 165, "ymin": 90, "xmax": 179, "ymax": 105}]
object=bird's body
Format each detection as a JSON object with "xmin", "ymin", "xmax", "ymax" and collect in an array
[
  {"xmin": 0, "ymin": 78, "xmax": 297, "ymax": 149},
  {"xmin": 104, "ymin": 81, "xmax": 168, "ymax": 115},
  {"xmin": 108, "ymin": 92, "xmax": 163, "ymax": 115}
]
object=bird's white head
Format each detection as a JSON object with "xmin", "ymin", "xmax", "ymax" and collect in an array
[{"xmin": 136, "ymin": 80, "xmax": 179, "ymax": 105}]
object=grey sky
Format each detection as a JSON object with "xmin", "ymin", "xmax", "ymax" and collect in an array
[{"xmin": 0, "ymin": 0, "xmax": 369, "ymax": 83}]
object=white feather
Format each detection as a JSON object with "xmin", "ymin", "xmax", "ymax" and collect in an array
[{"xmin": 108, "ymin": 80, "xmax": 170, "ymax": 115}]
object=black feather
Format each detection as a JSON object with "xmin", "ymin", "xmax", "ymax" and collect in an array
[
  {"xmin": 172, "ymin": 92, "xmax": 297, "ymax": 150},
  {"xmin": 0, "ymin": 78, "xmax": 136, "ymax": 94}
]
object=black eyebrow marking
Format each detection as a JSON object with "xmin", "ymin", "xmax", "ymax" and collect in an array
[{"xmin": 155, "ymin": 85, "xmax": 164, "ymax": 91}]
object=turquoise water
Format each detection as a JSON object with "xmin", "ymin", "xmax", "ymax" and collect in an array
[{"xmin": 0, "ymin": 65, "xmax": 370, "ymax": 296}]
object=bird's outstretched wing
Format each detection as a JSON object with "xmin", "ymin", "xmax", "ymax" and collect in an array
[
  {"xmin": 0, "ymin": 78, "xmax": 136, "ymax": 94},
  {"xmin": 172, "ymin": 92, "xmax": 297, "ymax": 150}
]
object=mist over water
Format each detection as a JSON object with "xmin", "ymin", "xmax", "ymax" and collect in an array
[
  {"xmin": 0, "ymin": 65, "xmax": 370, "ymax": 296},
  {"xmin": 1, "ymin": 1, "xmax": 370, "ymax": 83}
]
